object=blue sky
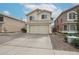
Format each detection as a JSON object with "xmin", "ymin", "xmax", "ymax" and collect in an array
[{"xmin": 0, "ymin": 3, "xmax": 76, "ymax": 21}]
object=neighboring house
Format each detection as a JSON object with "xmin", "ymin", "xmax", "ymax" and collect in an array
[
  {"xmin": 26, "ymin": 9, "xmax": 52, "ymax": 34},
  {"xmin": 0, "ymin": 13, "xmax": 26, "ymax": 33},
  {"xmin": 54, "ymin": 5, "xmax": 79, "ymax": 33}
]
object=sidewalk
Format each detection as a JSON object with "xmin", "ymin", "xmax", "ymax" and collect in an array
[{"xmin": 0, "ymin": 44, "xmax": 79, "ymax": 55}]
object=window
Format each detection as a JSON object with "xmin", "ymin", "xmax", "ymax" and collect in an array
[
  {"xmin": 41, "ymin": 14, "xmax": 47, "ymax": 19},
  {"xmin": 61, "ymin": 19, "xmax": 62, "ymax": 23},
  {"xmin": 0, "ymin": 16, "xmax": 3, "ymax": 21},
  {"xmin": 29, "ymin": 16, "xmax": 34, "ymax": 21},
  {"xmin": 64, "ymin": 25, "xmax": 67, "ymax": 30},
  {"xmin": 70, "ymin": 24, "xmax": 76, "ymax": 31},
  {"xmin": 69, "ymin": 13, "xmax": 76, "ymax": 19},
  {"xmin": 29, "ymin": 16, "xmax": 32, "ymax": 21}
]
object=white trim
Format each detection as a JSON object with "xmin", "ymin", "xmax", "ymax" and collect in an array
[
  {"xmin": 60, "ymin": 31, "xmax": 78, "ymax": 33},
  {"xmin": 61, "ymin": 24, "xmax": 77, "ymax": 33},
  {"xmin": 67, "ymin": 11, "xmax": 77, "ymax": 21},
  {"xmin": 68, "ymin": 24, "xmax": 77, "ymax": 31}
]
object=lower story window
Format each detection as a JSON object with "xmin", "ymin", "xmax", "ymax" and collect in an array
[
  {"xmin": 70, "ymin": 24, "xmax": 76, "ymax": 31},
  {"xmin": 64, "ymin": 25, "xmax": 67, "ymax": 31}
]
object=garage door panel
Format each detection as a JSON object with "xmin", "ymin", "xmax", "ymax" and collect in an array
[{"xmin": 30, "ymin": 26, "xmax": 49, "ymax": 34}]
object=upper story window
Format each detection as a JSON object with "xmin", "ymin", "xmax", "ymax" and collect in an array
[
  {"xmin": 0, "ymin": 16, "xmax": 3, "ymax": 21},
  {"xmin": 41, "ymin": 14, "xmax": 47, "ymax": 19},
  {"xmin": 69, "ymin": 13, "xmax": 76, "ymax": 19},
  {"xmin": 70, "ymin": 24, "xmax": 76, "ymax": 31},
  {"xmin": 29, "ymin": 16, "xmax": 34, "ymax": 21},
  {"xmin": 61, "ymin": 19, "xmax": 62, "ymax": 23},
  {"xmin": 67, "ymin": 11, "xmax": 77, "ymax": 20}
]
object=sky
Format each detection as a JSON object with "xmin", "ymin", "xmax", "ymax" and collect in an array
[{"xmin": 0, "ymin": 3, "xmax": 77, "ymax": 21}]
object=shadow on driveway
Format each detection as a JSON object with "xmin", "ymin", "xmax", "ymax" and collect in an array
[{"xmin": 0, "ymin": 32, "xmax": 26, "ymax": 44}]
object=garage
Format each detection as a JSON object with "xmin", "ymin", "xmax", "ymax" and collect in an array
[{"xmin": 30, "ymin": 25, "xmax": 49, "ymax": 34}]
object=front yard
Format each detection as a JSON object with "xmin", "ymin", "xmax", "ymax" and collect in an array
[{"xmin": 50, "ymin": 33, "xmax": 79, "ymax": 52}]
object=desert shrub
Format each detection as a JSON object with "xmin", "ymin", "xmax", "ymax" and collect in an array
[
  {"xmin": 21, "ymin": 28, "xmax": 27, "ymax": 33},
  {"xmin": 71, "ymin": 38, "xmax": 79, "ymax": 48}
]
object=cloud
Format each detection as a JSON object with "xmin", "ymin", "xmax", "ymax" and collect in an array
[
  {"xmin": 23, "ymin": 4, "xmax": 57, "ymax": 11},
  {"xmin": 22, "ymin": 18, "xmax": 27, "ymax": 22},
  {"xmin": 3, "ymin": 11, "xmax": 10, "ymax": 15},
  {"xmin": 22, "ymin": 4, "xmax": 62, "ymax": 22},
  {"xmin": 52, "ymin": 9, "xmax": 62, "ymax": 20},
  {"xmin": 72, "ymin": 3, "xmax": 79, "ymax": 6}
]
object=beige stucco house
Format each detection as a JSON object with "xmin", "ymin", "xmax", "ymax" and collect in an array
[
  {"xmin": 26, "ymin": 9, "xmax": 52, "ymax": 34},
  {"xmin": 0, "ymin": 13, "xmax": 26, "ymax": 33}
]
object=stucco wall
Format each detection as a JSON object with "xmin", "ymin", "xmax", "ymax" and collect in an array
[
  {"xmin": 27, "ymin": 11, "xmax": 51, "ymax": 21},
  {"xmin": 27, "ymin": 11, "xmax": 38, "ymax": 21},
  {"xmin": 3, "ymin": 16, "xmax": 25, "ymax": 32},
  {"xmin": 57, "ymin": 12, "xmax": 67, "ymax": 31},
  {"xmin": 55, "ymin": 6, "xmax": 79, "ymax": 32},
  {"xmin": 38, "ymin": 11, "xmax": 51, "ymax": 21},
  {"xmin": 27, "ymin": 10, "xmax": 52, "ymax": 34}
]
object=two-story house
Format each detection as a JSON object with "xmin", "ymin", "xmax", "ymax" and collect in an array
[
  {"xmin": 26, "ymin": 9, "xmax": 52, "ymax": 34},
  {"xmin": 0, "ymin": 13, "xmax": 26, "ymax": 33},
  {"xmin": 54, "ymin": 5, "xmax": 79, "ymax": 33}
]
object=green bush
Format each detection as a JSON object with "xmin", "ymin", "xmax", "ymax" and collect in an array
[
  {"xmin": 21, "ymin": 28, "xmax": 27, "ymax": 33},
  {"xmin": 71, "ymin": 39, "xmax": 79, "ymax": 48}
]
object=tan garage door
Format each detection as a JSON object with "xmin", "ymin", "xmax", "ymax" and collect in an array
[{"xmin": 30, "ymin": 26, "xmax": 49, "ymax": 34}]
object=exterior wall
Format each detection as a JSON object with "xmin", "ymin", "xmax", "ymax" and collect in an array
[
  {"xmin": 49, "ymin": 24, "xmax": 52, "ymax": 33},
  {"xmin": 0, "ymin": 23, "xmax": 2, "ymax": 32},
  {"xmin": 67, "ymin": 11, "xmax": 77, "ymax": 21},
  {"xmin": 3, "ymin": 16, "xmax": 25, "ymax": 32},
  {"xmin": 56, "ymin": 12, "xmax": 67, "ymax": 32},
  {"xmin": 55, "ymin": 6, "xmax": 79, "ymax": 33},
  {"xmin": 27, "ymin": 10, "xmax": 52, "ymax": 34},
  {"xmin": 38, "ymin": 11, "xmax": 51, "ymax": 21},
  {"xmin": 27, "ymin": 11, "xmax": 51, "ymax": 21},
  {"xmin": 27, "ymin": 24, "xmax": 30, "ymax": 33},
  {"xmin": 27, "ymin": 11, "xmax": 38, "ymax": 21}
]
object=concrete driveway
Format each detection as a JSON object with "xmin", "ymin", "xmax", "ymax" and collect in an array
[
  {"xmin": 0, "ymin": 34, "xmax": 53, "ymax": 55},
  {"xmin": 0, "ymin": 33, "xmax": 79, "ymax": 55}
]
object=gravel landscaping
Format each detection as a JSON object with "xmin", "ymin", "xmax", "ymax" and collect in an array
[{"xmin": 50, "ymin": 33, "xmax": 79, "ymax": 52}]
